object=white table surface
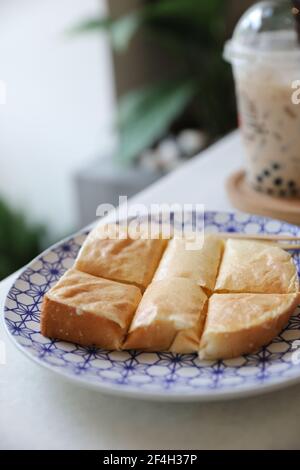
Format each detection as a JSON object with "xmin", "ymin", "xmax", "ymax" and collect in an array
[{"xmin": 2, "ymin": 131, "xmax": 300, "ymax": 450}]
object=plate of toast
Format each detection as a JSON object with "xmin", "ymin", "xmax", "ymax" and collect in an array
[{"xmin": 4, "ymin": 211, "xmax": 300, "ymax": 401}]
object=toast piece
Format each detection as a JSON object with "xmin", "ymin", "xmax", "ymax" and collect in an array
[
  {"xmin": 199, "ymin": 293, "xmax": 300, "ymax": 360},
  {"xmin": 123, "ymin": 278, "xmax": 208, "ymax": 353},
  {"xmin": 75, "ymin": 223, "xmax": 167, "ymax": 291},
  {"xmin": 41, "ymin": 268, "xmax": 142, "ymax": 349},
  {"xmin": 215, "ymin": 239, "xmax": 299, "ymax": 294},
  {"xmin": 153, "ymin": 235, "xmax": 223, "ymax": 292}
]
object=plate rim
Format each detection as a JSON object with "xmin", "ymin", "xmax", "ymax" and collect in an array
[
  {"xmin": 4, "ymin": 210, "xmax": 300, "ymax": 402},
  {"xmin": 4, "ymin": 314, "xmax": 300, "ymax": 402}
]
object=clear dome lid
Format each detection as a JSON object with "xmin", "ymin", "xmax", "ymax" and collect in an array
[{"xmin": 224, "ymin": 0, "xmax": 300, "ymax": 64}]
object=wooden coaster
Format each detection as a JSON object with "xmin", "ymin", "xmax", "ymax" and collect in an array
[{"xmin": 227, "ymin": 170, "xmax": 300, "ymax": 226}]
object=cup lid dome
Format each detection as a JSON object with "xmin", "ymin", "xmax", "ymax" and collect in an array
[{"xmin": 224, "ymin": 0, "xmax": 300, "ymax": 64}]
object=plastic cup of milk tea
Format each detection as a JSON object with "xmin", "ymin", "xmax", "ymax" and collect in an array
[{"xmin": 224, "ymin": 0, "xmax": 300, "ymax": 198}]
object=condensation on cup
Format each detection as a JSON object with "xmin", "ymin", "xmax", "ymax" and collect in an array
[{"xmin": 224, "ymin": 0, "xmax": 300, "ymax": 198}]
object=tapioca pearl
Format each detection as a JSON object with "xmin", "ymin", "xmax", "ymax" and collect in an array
[
  {"xmin": 244, "ymin": 223, "xmax": 261, "ymax": 234},
  {"xmin": 256, "ymin": 175, "xmax": 263, "ymax": 183},
  {"xmin": 290, "ymin": 189, "xmax": 298, "ymax": 198},
  {"xmin": 263, "ymin": 169, "xmax": 270, "ymax": 177},
  {"xmin": 288, "ymin": 180, "xmax": 296, "ymax": 188},
  {"xmin": 274, "ymin": 177, "xmax": 283, "ymax": 186},
  {"xmin": 265, "ymin": 220, "xmax": 282, "ymax": 233},
  {"xmin": 272, "ymin": 163, "xmax": 281, "ymax": 171}
]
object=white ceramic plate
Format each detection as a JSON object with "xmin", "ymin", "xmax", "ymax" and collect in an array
[{"xmin": 4, "ymin": 211, "xmax": 300, "ymax": 401}]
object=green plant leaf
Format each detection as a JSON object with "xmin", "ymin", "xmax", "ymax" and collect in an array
[
  {"xmin": 0, "ymin": 198, "xmax": 45, "ymax": 280},
  {"xmin": 68, "ymin": 17, "xmax": 112, "ymax": 35},
  {"xmin": 116, "ymin": 79, "xmax": 197, "ymax": 165},
  {"xmin": 145, "ymin": 0, "xmax": 223, "ymax": 19},
  {"xmin": 68, "ymin": 12, "xmax": 144, "ymax": 52},
  {"xmin": 111, "ymin": 13, "xmax": 144, "ymax": 51},
  {"xmin": 68, "ymin": 0, "xmax": 236, "ymax": 144},
  {"xmin": 144, "ymin": 0, "xmax": 226, "ymax": 49},
  {"xmin": 68, "ymin": 0, "xmax": 225, "ymax": 52}
]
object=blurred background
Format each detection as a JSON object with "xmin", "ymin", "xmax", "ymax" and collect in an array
[{"xmin": 0, "ymin": 0, "xmax": 256, "ymax": 280}]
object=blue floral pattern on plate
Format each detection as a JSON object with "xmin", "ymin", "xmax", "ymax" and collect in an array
[{"xmin": 3, "ymin": 211, "xmax": 300, "ymax": 401}]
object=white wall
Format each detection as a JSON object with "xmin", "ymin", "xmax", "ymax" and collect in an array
[{"xmin": 0, "ymin": 0, "xmax": 116, "ymax": 237}]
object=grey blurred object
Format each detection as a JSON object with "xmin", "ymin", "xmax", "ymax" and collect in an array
[
  {"xmin": 139, "ymin": 149, "xmax": 163, "ymax": 173},
  {"xmin": 139, "ymin": 139, "xmax": 182, "ymax": 174},
  {"xmin": 177, "ymin": 130, "xmax": 208, "ymax": 157},
  {"xmin": 157, "ymin": 138, "xmax": 182, "ymax": 171},
  {"xmin": 75, "ymin": 155, "xmax": 162, "ymax": 227},
  {"xmin": 75, "ymin": 129, "xmax": 207, "ymax": 227},
  {"xmin": 139, "ymin": 130, "xmax": 207, "ymax": 173}
]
